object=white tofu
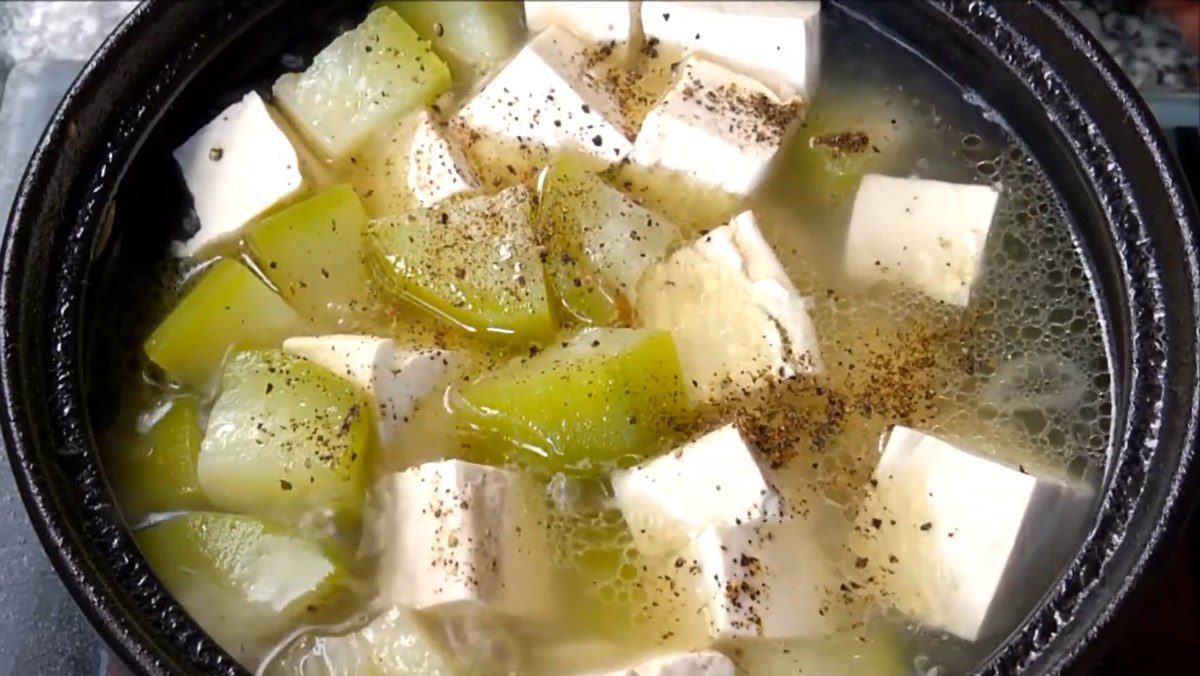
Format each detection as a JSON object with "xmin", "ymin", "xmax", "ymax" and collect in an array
[
  {"xmin": 171, "ymin": 91, "xmax": 302, "ymax": 257},
  {"xmin": 844, "ymin": 174, "xmax": 1000, "ymax": 306},
  {"xmin": 598, "ymin": 651, "xmax": 736, "ymax": 676},
  {"xmin": 636, "ymin": 211, "xmax": 821, "ymax": 404},
  {"xmin": 641, "ymin": 1, "xmax": 821, "ymax": 101},
  {"xmin": 612, "ymin": 424, "xmax": 783, "ymax": 556},
  {"xmin": 854, "ymin": 426, "xmax": 1093, "ymax": 641},
  {"xmin": 282, "ymin": 335, "xmax": 452, "ymax": 450},
  {"xmin": 693, "ymin": 520, "xmax": 834, "ymax": 640},
  {"xmin": 631, "ymin": 57, "xmax": 803, "ymax": 196},
  {"xmin": 377, "ymin": 460, "xmax": 553, "ymax": 619},
  {"xmin": 405, "ymin": 109, "xmax": 480, "ymax": 207},
  {"xmin": 526, "ymin": 1, "xmax": 636, "ymax": 46},
  {"xmin": 450, "ymin": 26, "xmax": 634, "ymax": 181}
]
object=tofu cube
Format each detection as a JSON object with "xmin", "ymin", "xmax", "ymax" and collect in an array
[
  {"xmin": 641, "ymin": 1, "xmax": 821, "ymax": 101},
  {"xmin": 852, "ymin": 426, "xmax": 1093, "ymax": 641},
  {"xmin": 693, "ymin": 520, "xmax": 834, "ymax": 639},
  {"xmin": 612, "ymin": 424, "xmax": 783, "ymax": 556},
  {"xmin": 377, "ymin": 460, "xmax": 553, "ymax": 619},
  {"xmin": 636, "ymin": 211, "xmax": 821, "ymax": 404},
  {"xmin": 450, "ymin": 26, "xmax": 634, "ymax": 184},
  {"xmin": 526, "ymin": 1, "xmax": 636, "ymax": 46},
  {"xmin": 282, "ymin": 335, "xmax": 452, "ymax": 450},
  {"xmin": 844, "ymin": 174, "xmax": 1000, "ymax": 306},
  {"xmin": 631, "ymin": 57, "xmax": 803, "ymax": 197},
  {"xmin": 598, "ymin": 651, "xmax": 736, "ymax": 676},
  {"xmin": 171, "ymin": 91, "xmax": 302, "ymax": 257},
  {"xmin": 405, "ymin": 109, "xmax": 480, "ymax": 208}
]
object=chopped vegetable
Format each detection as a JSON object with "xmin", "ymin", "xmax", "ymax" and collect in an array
[
  {"xmin": 538, "ymin": 154, "xmax": 678, "ymax": 325},
  {"xmin": 366, "ymin": 184, "xmax": 555, "ymax": 342},
  {"xmin": 454, "ymin": 327, "xmax": 690, "ymax": 473},
  {"xmin": 267, "ymin": 606, "xmax": 459, "ymax": 676},
  {"xmin": 136, "ymin": 512, "xmax": 344, "ymax": 659},
  {"xmin": 197, "ymin": 350, "xmax": 372, "ymax": 526},
  {"xmin": 764, "ymin": 90, "xmax": 912, "ymax": 216},
  {"xmin": 379, "ymin": 0, "xmax": 526, "ymax": 95},
  {"xmin": 143, "ymin": 259, "xmax": 305, "ymax": 391},
  {"xmin": 273, "ymin": 6, "xmax": 451, "ymax": 160},
  {"xmin": 105, "ymin": 396, "xmax": 205, "ymax": 518},
  {"xmin": 244, "ymin": 184, "xmax": 374, "ymax": 328}
]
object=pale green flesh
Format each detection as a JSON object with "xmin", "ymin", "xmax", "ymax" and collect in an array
[
  {"xmin": 539, "ymin": 154, "xmax": 679, "ymax": 325},
  {"xmin": 454, "ymin": 327, "xmax": 690, "ymax": 473},
  {"xmin": 197, "ymin": 349, "xmax": 372, "ymax": 527},
  {"xmin": 135, "ymin": 512, "xmax": 344, "ymax": 659},
  {"xmin": 267, "ymin": 606, "xmax": 460, "ymax": 676},
  {"xmin": 143, "ymin": 258, "xmax": 305, "ymax": 392},
  {"xmin": 378, "ymin": 0, "xmax": 526, "ymax": 97},
  {"xmin": 273, "ymin": 6, "xmax": 451, "ymax": 160},
  {"xmin": 244, "ymin": 184, "xmax": 376, "ymax": 328},
  {"xmin": 366, "ymin": 185, "xmax": 555, "ymax": 342},
  {"xmin": 105, "ymin": 396, "xmax": 205, "ymax": 519}
]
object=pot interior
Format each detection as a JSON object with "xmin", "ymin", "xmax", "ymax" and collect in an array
[{"xmin": 6, "ymin": 1, "xmax": 1195, "ymax": 675}]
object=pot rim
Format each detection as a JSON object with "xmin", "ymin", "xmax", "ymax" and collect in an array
[{"xmin": 2, "ymin": 1, "xmax": 1198, "ymax": 675}]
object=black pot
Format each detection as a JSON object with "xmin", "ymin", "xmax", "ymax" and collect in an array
[{"xmin": 2, "ymin": 0, "xmax": 1197, "ymax": 674}]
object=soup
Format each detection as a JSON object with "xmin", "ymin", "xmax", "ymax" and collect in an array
[{"xmin": 92, "ymin": 2, "xmax": 1112, "ymax": 674}]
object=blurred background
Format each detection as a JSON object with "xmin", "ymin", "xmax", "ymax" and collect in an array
[{"xmin": 0, "ymin": 1, "xmax": 1196, "ymax": 674}]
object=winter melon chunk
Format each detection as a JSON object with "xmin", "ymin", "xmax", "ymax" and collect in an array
[
  {"xmin": 105, "ymin": 396, "xmax": 205, "ymax": 518},
  {"xmin": 197, "ymin": 349, "xmax": 372, "ymax": 526},
  {"xmin": 266, "ymin": 606, "xmax": 460, "ymax": 676},
  {"xmin": 143, "ymin": 259, "xmax": 304, "ymax": 392},
  {"xmin": 380, "ymin": 0, "xmax": 526, "ymax": 95},
  {"xmin": 538, "ymin": 154, "xmax": 678, "ymax": 325},
  {"xmin": 136, "ymin": 512, "xmax": 344, "ymax": 660},
  {"xmin": 455, "ymin": 327, "xmax": 690, "ymax": 473},
  {"xmin": 244, "ymin": 184, "xmax": 375, "ymax": 329},
  {"xmin": 273, "ymin": 6, "xmax": 451, "ymax": 160},
  {"xmin": 366, "ymin": 184, "xmax": 554, "ymax": 342}
]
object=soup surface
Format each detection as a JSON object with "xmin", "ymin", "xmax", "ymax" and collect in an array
[{"xmin": 92, "ymin": 2, "xmax": 1112, "ymax": 674}]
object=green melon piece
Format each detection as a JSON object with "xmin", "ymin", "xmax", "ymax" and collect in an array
[
  {"xmin": 266, "ymin": 606, "xmax": 461, "ymax": 676},
  {"xmin": 379, "ymin": 0, "xmax": 526, "ymax": 95},
  {"xmin": 366, "ymin": 184, "xmax": 555, "ymax": 342},
  {"xmin": 539, "ymin": 154, "xmax": 678, "ymax": 325},
  {"xmin": 197, "ymin": 349, "xmax": 372, "ymax": 526},
  {"xmin": 769, "ymin": 90, "xmax": 913, "ymax": 214},
  {"xmin": 455, "ymin": 327, "xmax": 690, "ymax": 473},
  {"xmin": 143, "ymin": 259, "xmax": 304, "ymax": 391},
  {"xmin": 136, "ymin": 512, "xmax": 344, "ymax": 660},
  {"xmin": 106, "ymin": 396, "xmax": 205, "ymax": 518},
  {"xmin": 244, "ymin": 184, "xmax": 375, "ymax": 328},
  {"xmin": 273, "ymin": 6, "xmax": 451, "ymax": 159}
]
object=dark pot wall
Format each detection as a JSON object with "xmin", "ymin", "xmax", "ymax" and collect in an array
[{"xmin": 1, "ymin": 1, "xmax": 1197, "ymax": 675}]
